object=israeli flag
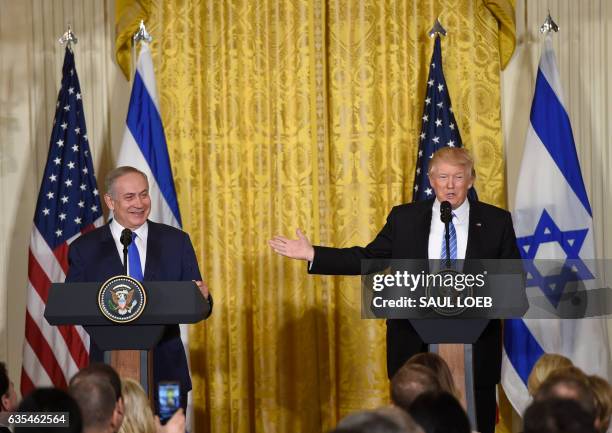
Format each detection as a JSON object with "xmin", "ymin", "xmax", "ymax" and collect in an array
[
  {"xmin": 117, "ymin": 42, "xmax": 193, "ymax": 422},
  {"xmin": 501, "ymin": 36, "xmax": 610, "ymax": 414},
  {"xmin": 118, "ymin": 42, "xmax": 181, "ymax": 228}
]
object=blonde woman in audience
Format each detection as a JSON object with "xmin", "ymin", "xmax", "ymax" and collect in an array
[
  {"xmin": 527, "ymin": 353, "xmax": 573, "ymax": 396},
  {"xmin": 589, "ymin": 375, "xmax": 612, "ymax": 433},
  {"xmin": 120, "ymin": 378, "xmax": 156, "ymax": 433},
  {"xmin": 405, "ymin": 353, "xmax": 459, "ymax": 399},
  {"xmin": 119, "ymin": 378, "xmax": 184, "ymax": 433}
]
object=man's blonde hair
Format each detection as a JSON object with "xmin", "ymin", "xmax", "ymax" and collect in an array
[{"xmin": 428, "ymin": 147, "xmax": 476, "ymax": 178}]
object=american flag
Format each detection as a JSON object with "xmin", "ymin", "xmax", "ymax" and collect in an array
[
  {"xmin": 412, "ymin": 35, "xmax": 476, "ymax": 201},
  {"xmin": 21, "ymin": 48, "xmax": 103, "ymax": 395}
]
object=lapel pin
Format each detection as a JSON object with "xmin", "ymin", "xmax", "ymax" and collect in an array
[{"xmin": 476, "ymin": 222, "xmax": 482, "ymax": 227}]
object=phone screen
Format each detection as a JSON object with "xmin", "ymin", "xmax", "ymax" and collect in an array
[{"xmin": 158, "ymin": 381, "xmax": 181, "ymax": 422}]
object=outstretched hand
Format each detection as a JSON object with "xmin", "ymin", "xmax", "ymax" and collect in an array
[{"xmin": 268, "ymin": 229, "xmax": 315, "ymax": 262}]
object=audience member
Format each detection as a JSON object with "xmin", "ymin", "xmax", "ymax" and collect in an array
[
  {"xmin": 534, "ymin": 367, "xmax": 596, "ymax": 417},
  {"xmin": 390, "ymin": 363, "xmax": 441, "ymax": 412},
  {"xmin": 14, "ymin": 387, "xmax": 82, "ymax": 433},
  {"xmin": 118, "ymin": 377, "xmax": 185, "ymax": 433},
  {"xmin": 523, "ymin": 398, "xmax": 596, "ymax": 433},
  {"xmin": 527, "ymin": 354, "xmax": 573, "ymax": 396},
  {"xmin": 69, "ymin": 376, "xmax": 122, "ymax": 433},
  {"xmin": 405, "ymin": 353, "xmax": 458, "ymax": 398},
  {"xmin": 0, "ymin": 362, "xmax": 18, "ymax": 433},
  {"xmin": 118, "ymin": 378, "xmax": 155, "ymax": 433},
  {"xmin": 331, "ymin": 407, "xmax": 422, "ymax": 433},
  {"xmin": 408, "ymin": 392, "xmax": 470, "ymax": 433},
  {"xmin": 70, "ymin": 363, "xmax": 124, "ymax": 426},
  {"xmin": 588, "ymin": 375, "xmax": 612, "ymax": 433}
]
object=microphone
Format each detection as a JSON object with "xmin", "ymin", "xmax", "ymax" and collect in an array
[
  {"xmin": 440, "ymin": 201, "xmax": 452, "ymax": 223},
  {"xmin": 120, "ymin": 228, "xmax": 133, "ymax": 248},
  {"xmin": 120, "ymin": 228, "xmax": 132, "ymax": 275}
]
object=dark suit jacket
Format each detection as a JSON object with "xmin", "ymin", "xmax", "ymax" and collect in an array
[
  {"xmin": 309, "ymin": 198, "xmax": 521, "ymax": 386},
  {"xmin": 66, "ymin": 220, "xmax": 211, "ymax": 395}
]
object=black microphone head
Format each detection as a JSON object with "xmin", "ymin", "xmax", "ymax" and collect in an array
[
  {"xmin": 120, "ymin": 228, "xmax": 133, "ymax": 247},
  {"xmin": 440, "ymin": 201, "xmax": 452, "ymax": 223}
]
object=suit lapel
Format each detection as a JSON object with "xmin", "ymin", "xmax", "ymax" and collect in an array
[
  {"xmin": 100, "ymin": 224, "xmax": 124, "ymax": 275},
  {"xmin": 144, "ymin": 221, "xmax": 159, "ymax": 281},
  {"xmin": 417, "ymin": 200, "xmax": 433, "ymax": 259},
  {"xmin": 465, "ymin": 200, "xmax": 482, "ymax": 260}
]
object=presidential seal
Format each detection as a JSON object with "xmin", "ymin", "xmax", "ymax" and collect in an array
[
  {"xmin": 424, "ymin": 268, "xmax": 473, "ymax": 317},
  {"xmin": 98, "ymin": 276, "xmax": 146, "ymax": 323}
]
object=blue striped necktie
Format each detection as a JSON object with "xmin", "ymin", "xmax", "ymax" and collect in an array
[
  {"xmin": 128, "ymin": 232, "xmax": 144, "ymax": 281},
  {"xmin": 440, "ymin": 213, "xmax": 457, "ymax": 260}
]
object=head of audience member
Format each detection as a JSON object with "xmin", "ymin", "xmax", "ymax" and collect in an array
[
  {"xmin": 70, "ymin": 364, "xmax": 124, "ymax": 427},
  {"xmin": 0, "ymin": 362, "xmax": 18, "ymax": 413},
  {"xmin": 331, "ymin": 407, "xmax": 423, "ymax": 433},
  {"xmin": 390, "ymin": 363, "xmax": 442, "ymax": 412},
  {"xmin": 69, "ymin": 376, "xmax": 122, "ymax": 433},
  {"xmin": 408, "ymin": 392, "xmax": 470, "ymax": 433},
  {"xmin": 523, "ymin": 398, "xmax": 597, "ymax": 433},
  {"xmin": 104, "ymin": 166, "xmax": 151, "ymax": 230},
  {"xmin": 14, "ymin": 387, "xmax": 82, "ymax": 433},
  {"xmin": 404, "ymin": 353, "xmax": 458, "ymax": 399},
  {"xmin": 527, "ymin": 353, "xmax": 573, "ymax": 396},
  {"xmin": 118, "ymin": 378, "xmax": 155, "ymax": 433},
  {"xmin": 588, "ymin": 375, "xmax": 612, "ymax": 433},
  {"xmin": 534, "ymin": 367, "xmax": 596, "ymax": 418},
  {"xmin": 428, "ymin": 147, "xmax": 475, "ymax": 209}
]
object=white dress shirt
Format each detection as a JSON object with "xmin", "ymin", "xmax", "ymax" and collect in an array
[
  {"xmin": 428, "ymin": 199, "xmax": 469, "ymax": 260},
  {"xmin": 109, "ymin": 219, "xmax": 148, "ymax": 275}
]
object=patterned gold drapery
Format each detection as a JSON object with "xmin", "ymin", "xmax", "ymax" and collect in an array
[{"xmin": 115, "ymin": 1, "xmax": 514, "ymax": 432}]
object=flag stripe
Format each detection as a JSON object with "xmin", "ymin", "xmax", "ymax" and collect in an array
[
  {"xmin": 19, "ymin": 363, "xmax": 38, "ymax": 397},
  {"xmin": 24, "ymin": 311, "xmax": 68, "ymax": 388},
  {"xmin": 125, "ymin": 71, "xmax": 181, "ymax": 225},
  {"xmin": 529, "ymin": 70, "xmax": 591, "ymax": 216},
  {"xmin": 30, "ymin": 227, "xmax": 66, "ymax": 282},
  {"xmin": 26, "ymin": 283, "xmax": 83, "ymax": 377},
  {"xmin": 53, "ymin": 243, "xmax": 70, "ymax": 275},
  {"xmin": 503, "ymin": 319, "xmax": 544, "ymax": 385}
]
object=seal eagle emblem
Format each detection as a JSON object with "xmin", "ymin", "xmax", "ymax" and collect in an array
[{"xmin": 98, "ymin": 276, "xmax": 146, "ymax": 323}]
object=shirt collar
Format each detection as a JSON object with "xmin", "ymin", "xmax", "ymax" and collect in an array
[
  {"xmin": 109, "ymin": 218, "xmax": 148, "ymax": 240},
  {"xmin": 432, "ymin": 198, "xmax": 470, "ymax": 224}
]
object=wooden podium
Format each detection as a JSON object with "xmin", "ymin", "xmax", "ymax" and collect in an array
[
  {"xmin": 44, "ymin": 280, "xmax": 211, "ymax": 393},
  {"xmin": 411, "ymin": 319, "xmax": 490, "ymax": 428}
]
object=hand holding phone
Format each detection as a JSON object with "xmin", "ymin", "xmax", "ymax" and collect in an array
[{"xmin": 158, "ymin": 381, "xmax": 181, "ymax": 423}]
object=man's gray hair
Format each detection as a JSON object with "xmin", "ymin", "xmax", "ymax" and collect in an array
[{"xmin": 105, "ymin": 166, "xmax": 148, "ymax": 197}]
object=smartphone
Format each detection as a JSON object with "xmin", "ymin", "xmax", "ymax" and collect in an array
[{"xmin": 158, "ymin": 381, "xmax": 181, "ymax": 423}]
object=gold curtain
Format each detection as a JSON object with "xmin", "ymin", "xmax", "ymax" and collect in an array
[{"xmin": 115, "ymin": 1, "xmax": 514, "ymax": 432}]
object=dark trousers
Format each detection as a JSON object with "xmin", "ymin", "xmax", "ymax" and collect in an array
[{"xmin": 475, "ymin": 386, "xmax": 496, "ymax": 433}]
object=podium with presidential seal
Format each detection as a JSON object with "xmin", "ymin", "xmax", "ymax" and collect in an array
[{"xmin": 44, "ymin": 275, "xmax": 210, "ymax": 393}]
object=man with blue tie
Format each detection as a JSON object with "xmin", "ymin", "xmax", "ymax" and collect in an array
[
  {"xmin": 66, "ymin": 166, "xmax": 212, "ymax": 414},
  {"xmin": 269, "ymin": 147, "xmax": 521, "ymax": 433}
]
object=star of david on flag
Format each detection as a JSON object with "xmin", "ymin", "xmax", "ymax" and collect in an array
[{"xmin": 501, "ymin": 35, "xmax": 610, "ymax": 415}]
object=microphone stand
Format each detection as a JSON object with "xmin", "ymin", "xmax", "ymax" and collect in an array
[{"xmin": 123, "ymin": 245, "xmax": 129, "ymax": 275}]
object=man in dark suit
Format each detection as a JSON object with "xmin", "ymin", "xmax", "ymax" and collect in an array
[
  {"xmin": 66, "ymin": 166, "xmax": 212, "ymax": 413},
  {"xmin": 269, "ymin": 147, "xmax": 521, "ymax": 433}
]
